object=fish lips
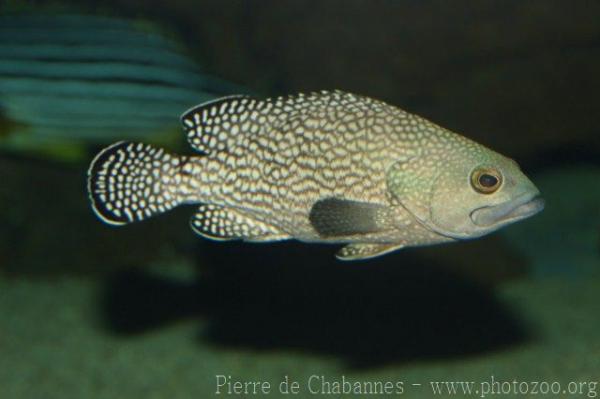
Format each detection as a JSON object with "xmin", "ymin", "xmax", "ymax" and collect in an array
[{"xmin": 470, "ymin": 193, "xmax": 545, "ymax": 228}]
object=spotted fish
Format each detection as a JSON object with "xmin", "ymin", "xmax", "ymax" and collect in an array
[{"xmin": 88, "ymin": 91, "xmax": 544, "ymax": 260}]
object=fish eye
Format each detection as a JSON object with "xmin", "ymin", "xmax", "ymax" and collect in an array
[{"xmin": 471, "ymin": 167, "xmax": 502, "ymax": 194}]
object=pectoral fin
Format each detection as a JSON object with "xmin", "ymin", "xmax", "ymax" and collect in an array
[
  {"xmin": 336, "ymin": 242, "xmax": 405, "ymax": 261},
  {"xmin": 309, "ymin": 197, "xmax": 388, "ymax": 238}
]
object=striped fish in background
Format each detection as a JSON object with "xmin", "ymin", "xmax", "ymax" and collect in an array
[{"xmin": 0, "ymin": 14, "xmax": 243, "ymax": 160}]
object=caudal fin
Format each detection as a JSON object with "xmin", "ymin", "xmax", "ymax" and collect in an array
[{"xmin": 87, "ymin": 141, "xmax": 187, "ymax": 225}]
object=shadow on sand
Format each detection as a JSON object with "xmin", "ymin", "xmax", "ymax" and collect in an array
[{"xmin": 101, "ymin": 241, "xmax": 530, "ymax": 368}]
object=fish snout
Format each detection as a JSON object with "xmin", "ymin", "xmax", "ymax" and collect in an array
[{"xmin": 470, "ymin": 192, "xmax": 544, "ymax": 228}]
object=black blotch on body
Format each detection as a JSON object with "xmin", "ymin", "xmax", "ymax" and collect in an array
[{"xmin": 309, "ymin": 197, "xmax": 384, "ymax": 238}]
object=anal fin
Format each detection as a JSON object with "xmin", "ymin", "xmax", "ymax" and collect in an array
[
  {"xmin": 190, "ymin": 205, "xmax": 288, "ymax": 242},
  {"xmin": 336, "ymin": 242, "xmax": 405, "ymax": 261}
]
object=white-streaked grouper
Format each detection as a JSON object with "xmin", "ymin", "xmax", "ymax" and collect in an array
[{"xmin": 87, "ymin": 90, "xmax": 544, "ymax": 260}]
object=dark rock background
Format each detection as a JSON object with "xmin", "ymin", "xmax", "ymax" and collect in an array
[{"xmin": 70, "ymin": 0, "xmax": 600, "ymax": 163}]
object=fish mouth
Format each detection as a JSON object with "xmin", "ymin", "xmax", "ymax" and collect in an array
[{"xmin": 470, "ymin": 193, "xmax": 545, "ymax": 227}]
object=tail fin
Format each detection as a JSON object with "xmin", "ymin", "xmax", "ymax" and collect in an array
[{"xmin": 87, "ymin": 141, "xmax": 187, "ymax": 225}]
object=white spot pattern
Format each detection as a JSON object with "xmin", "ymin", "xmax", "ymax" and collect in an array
[
  {"xmin": 88, "ymin": 141, "xmax": 186, "ymax": 225},
  {"xmin": 190, "ymin": 204, "xmax": 285, "ymax": 241}
]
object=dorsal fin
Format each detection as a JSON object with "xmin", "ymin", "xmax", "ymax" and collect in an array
[
  {"xmin": 179, "ymin": 91, "xmax": 362, "ymax": 155},
  {"xmin": 179, "ymin": 95, "xmax": 258, "ymax": 154}
]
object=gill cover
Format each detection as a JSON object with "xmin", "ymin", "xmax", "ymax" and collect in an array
[
  {"xmin": 386, "ymin": 157, "xmax": 437, "ymax": 228},
  {"xmin": 386, "ymin": 156, "xmax": 476, "ymax": 239}
]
